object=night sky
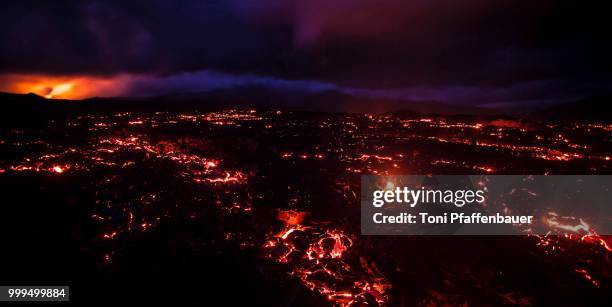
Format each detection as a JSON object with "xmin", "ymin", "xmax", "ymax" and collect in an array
[{"xmin": 1, "ymin": 0, "xmax": 611, "ymax": 107}]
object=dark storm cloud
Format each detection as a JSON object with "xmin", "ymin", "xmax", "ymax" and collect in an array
[
  {"xmin": 123, "ymin": 70, "xmax": 337, "ymax": 97},
  {"xmin": 0, "ymin": 0, "xmax": 284, "ymax": 75},
  {"xmin": 1, "ymin": 0, "xmax": 611, "ymax": 104}
]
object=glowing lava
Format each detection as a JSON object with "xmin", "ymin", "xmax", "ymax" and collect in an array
[{"xmin": 263, "ymin": 211, "xmax": 390, "ymax": 306}]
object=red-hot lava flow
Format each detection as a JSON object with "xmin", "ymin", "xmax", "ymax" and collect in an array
[{"xmin": 1, "ymin": 109, "xmax": 611, "ymax": 305}]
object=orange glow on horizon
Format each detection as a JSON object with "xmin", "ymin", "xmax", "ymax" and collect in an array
[
  {"xmin": 44, "ymin": 82, "xmax": 74, "ymax": 99},
  {"xmin": 0, "ymin": 74, "xmax": 133, "ymax": 99}
]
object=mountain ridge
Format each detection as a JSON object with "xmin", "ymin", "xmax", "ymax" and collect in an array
[{"xmin": 1, "ymin": 88, "xmax": 610, "ymax": 122}]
